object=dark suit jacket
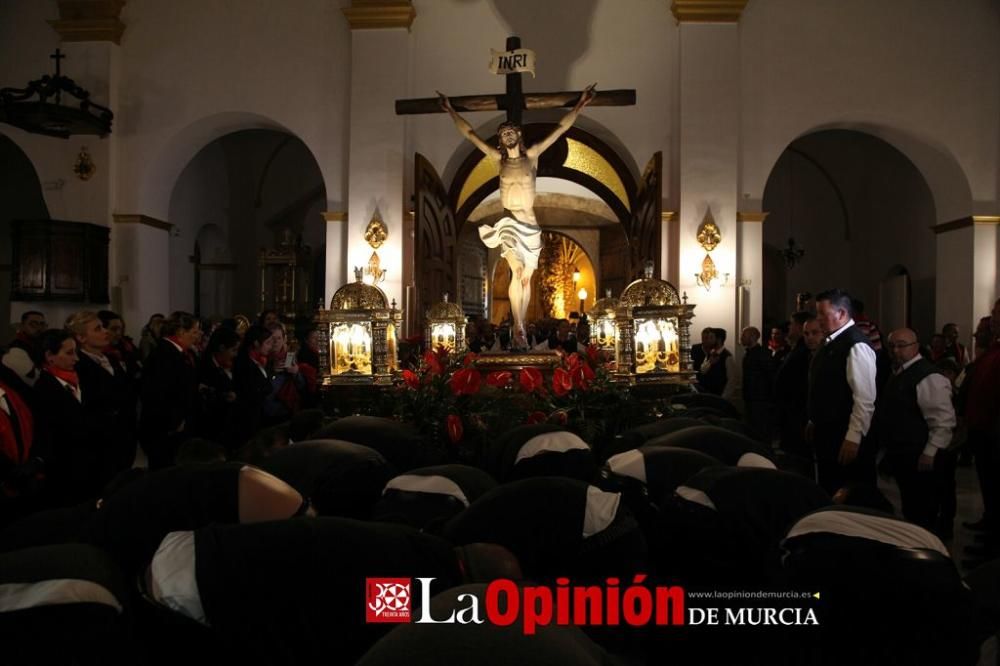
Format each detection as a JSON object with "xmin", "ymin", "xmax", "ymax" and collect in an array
[
  {"xmin": 76, "ymin": 352, "xmax": 135, "ymax": 481},
  {"xmin": 34, "ymin": 372, "xmax": 99, "ymax": 503},
  {"xmin": 233, "ymin": 356, "xmax": 275, "ymax": 444},
  {"xmin": 139, "ymin": 341, "xmax": 197, "ymax": 442},
  {"xmin": 196, "ymin": 357, "xmax": 238, "ymax": 449},
  {"xmin": 691, "ymin": 343, "xmax": 707, "ymax": 371}
]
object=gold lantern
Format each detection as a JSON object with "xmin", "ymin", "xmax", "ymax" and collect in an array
[
  {"xmin": 425, "ymin": 292, "xmax": 466, "ymax": 357},
  {"xmin": 615, "ymin": 261, "xmax": 696, "ymax": 384},
  {"xmin": 315, "ymin": 268, "xmax": 401, "ymax": 385},
  {"xmin": 591, "ymin": 288, "xmax": 620, "ymax": 358}
]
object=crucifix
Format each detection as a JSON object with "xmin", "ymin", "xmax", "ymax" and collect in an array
[
  {"xmin": 395, "ymin": 37, "xmax": 635, "ymax": 123},
  {"xmin": 396, "ymin": 36, "xmax": 635, "ymax": 347}
]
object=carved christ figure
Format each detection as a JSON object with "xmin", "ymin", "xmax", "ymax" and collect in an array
[{"xmin": 438, "ymin": 84, "xmax": 596, "ymax": 347}]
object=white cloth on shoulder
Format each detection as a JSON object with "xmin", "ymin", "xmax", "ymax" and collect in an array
[
  {"xmin": 150, "ymin": 530, "xmax": 209, "ymax": 626},
  {"xmin": 478, "ymin": 215, "xmax": 543, "ymax": 272}
]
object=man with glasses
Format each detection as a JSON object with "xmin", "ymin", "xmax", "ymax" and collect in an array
[
  {"xmin": 876, "ymin": 328, "xmax": 956, "ymax": 536},
  {"xmin": 807, "ymin": 289, "xmax": 878, "ymax": 494},
  {"xmin": 2, "ymin": 311, "xmax": 47, "ymax": 387}
]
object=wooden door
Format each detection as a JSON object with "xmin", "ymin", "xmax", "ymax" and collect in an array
[
  {"xmin": 628, "ymin": 152, "xmax": 662, "ymax": 280},
  {"xmin": 414, "ymin": 153, "xmax": 459, "ymax": 324}
]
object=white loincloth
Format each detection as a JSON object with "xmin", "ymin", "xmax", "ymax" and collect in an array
[{"xmin": 478, "ymin": 215, "xmax": 543, "ymax": 272}]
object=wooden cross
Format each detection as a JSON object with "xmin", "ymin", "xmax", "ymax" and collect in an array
[
  {"xmin": 395, "ymin": 36, "xmax": 635, "ymax": 125},
  {"xmin": 50, "ymin": 48, "xmax": 66, "ymax": 77}
]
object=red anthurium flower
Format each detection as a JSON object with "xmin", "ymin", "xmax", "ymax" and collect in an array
[
  {"xmin": 526, "ymin": 411, "xmax": 547, "ymax": 425},
  {"xmin": 423, "ymin": 350, "xmax": 443, "ymax": 376},
  {"xmin": 519, "ymin": 367, "xmax": 543, "ymax": 393},
  {"xmin": 449, "ymin": 367, "xmax": 482, "ymax": 396},
  {"xmin": 586, "ymin": 344, "xmax": 602, "ymax": 366},
  {"xmin": 402, "ymin": 369, "xmax": 420, "ymax": 389},
  {"xmin": 565, "ymin": 352, "xmax": 583, "ymax": 370},
  {"xmin": 486, "ymin": 371, "xmax": 512, "ymax": 388},
  {"xmin": 462, "ymin": 351, "xmax": 477, "ymax": 367},
  {"xmin": 447, "ymin": 414, "xmax": 463, "ymax": 443},
  {"xmin": 571, "ymin": 362, "xmax": 595, "ymax": 390},
  {"xmin": 549, "ymin": 410, "xmax": 569, "ymax": 426},
  {"xmin": 552, "ymin": 367, "xmax": 573, "ymax": 397}
]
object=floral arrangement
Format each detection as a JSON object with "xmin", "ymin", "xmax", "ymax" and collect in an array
[{"xmin": 393, "ymin": 345, "xmax": 640, "ymax": 463}]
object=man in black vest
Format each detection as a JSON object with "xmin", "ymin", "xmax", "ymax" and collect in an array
[
  {"xmin": 877, "ymin": 328, "xmax": 956, "ymax": 533},
  {"xmin": 807, "ymin": 289, "xmax": 878, "ymax": 495},
  {"xmin": 698, "ymin": 328, "xmax": 736, "ymax": 400}
]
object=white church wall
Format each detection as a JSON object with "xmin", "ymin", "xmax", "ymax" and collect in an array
[
  {"xmin": 114, "ymin": 0, "xmax": 351, "ymax": 245},
  {"xmin": 740, "ymin": 0, "xmax": 998, "ymax": 223}
]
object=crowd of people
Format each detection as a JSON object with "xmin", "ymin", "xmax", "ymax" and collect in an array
[
  {"xmin": 691, "ymin": 289, "xmax": 1000, "ymax": 560},
  {"xmin": 464, "ymin": 314, "xmax": 590, "ymax": 354},
  {"xmin": 0, "ymin": 308, "xmax": 322, "ymax": 526},
  {"xmin": 1, "ymin": 292, "xmax": 999, "ymax": 664}
]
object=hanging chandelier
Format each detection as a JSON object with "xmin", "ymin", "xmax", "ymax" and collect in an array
[{"xmin": 0, "ymin": 49, "xmax": 113, "ymax": 139}]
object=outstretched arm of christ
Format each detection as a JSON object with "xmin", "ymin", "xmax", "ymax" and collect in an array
[
  {"xmin": 526, "ymin": 83, "xmax": 597, "ymax": 160},
  {"xmin": 438, "ymin": 91, "xmax": 500, "ymax": 160}
]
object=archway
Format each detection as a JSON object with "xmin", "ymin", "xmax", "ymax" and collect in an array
[
  {"xmin": 0, "ymin": 133, "xmax": 48, "ymax": 333},
  {"xmin": 487, "ymin": 229, "xmax": 597, "ymax": 325},
  {"xmin": 168, "ymin": 129, "xmax": 326, "ymax": 318},
  {"xmin": 762, "ymin": 129, "xmax": 937, "ymax": 337}
]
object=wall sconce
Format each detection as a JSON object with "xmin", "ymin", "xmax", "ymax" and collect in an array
[
  {"xmin": 363, "ymin": 251, "xmax": 386, "ymax": 285},
  {"xmin": 694, "ymin": 215, "xmax": 729, "ymax": 291},
  {"xmin": 363, "ymin": 212, "xmax": 389, "ymax": 285},
  {"xmin": 73, "ymin": 146, "xmax": 96, "ymax": 180},
  {"xmin": 781, "ymin": 237, "xmax": 805, "ymax": 269}
]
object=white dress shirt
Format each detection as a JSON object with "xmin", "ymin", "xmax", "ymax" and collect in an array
[
  {"xmin": 52, "ymin": 375, "xmax": 83, "ymax": 403},
  {"xmin": 826, "ymin": 318, "xmax": 877, "ymax": 444},
  {"xmin": 895, "ymin": 355, "xmax": 957, "ymax": 457}
]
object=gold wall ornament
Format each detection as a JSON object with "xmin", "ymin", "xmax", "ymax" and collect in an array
[
  {"xmin": 696, "ymin": 219, "xmax": 721, "ymax": 252},
  {"xmin": 695, "ymin": 253, "xmax": 730, "ymax": 291},
  {"xmin": 364, "ymin": 213, "xmax": 388, "ymax": 249},
  {"xmin": 365, "ymin": 250, "xmax": 386, "ymax": 285},
  {"xmin": 73, "ymin": 146, "xmax": 96, "ymax": 180}
]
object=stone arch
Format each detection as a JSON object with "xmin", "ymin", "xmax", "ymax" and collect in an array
[
  {"xmin": 756, "ymin": 121, "xmax": 972, "ymax": 225},
  {"xmin": 136, "ymin": 112, "xmax": 333, "ymax": 223},
  {"xmin": 761, "ymin": 128, "xmax": 939, "ymax": 336}
]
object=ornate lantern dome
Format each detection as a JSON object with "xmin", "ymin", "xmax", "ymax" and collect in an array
[
  {"xmin": 592, "ymin": 288, "xmax": 620, "ymax": 315},
  {"xmin": 614, "ymin": 261, "xmax": 695, "ymax": 383},
  {"xmin": 619, "ymin": 262, "xmax": 680, "ymax": 308},
  {"xmin": 426, "ymin": 295, "xmax": 464, "ymax": 320},
  {"xmin": 330, "ymin": 270, "xmax": 389, "ymax": 310},
  {"xmin": 316, "ymin": 268, "xmax": 401, "ymax": 386}
]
